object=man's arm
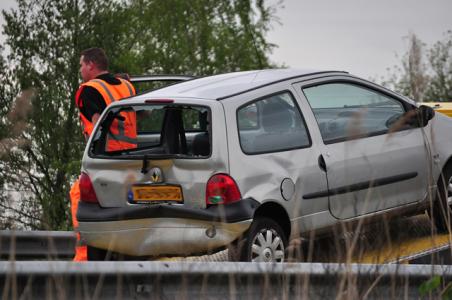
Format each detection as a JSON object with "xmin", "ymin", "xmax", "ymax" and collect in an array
[{"xmin": 78, "ymin": 86, "xmax": 107, "ymax": 140}]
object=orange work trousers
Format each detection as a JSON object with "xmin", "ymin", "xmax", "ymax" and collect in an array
[{"xmin": 70, "ymin": 179, "xmax": 87, "ymax": 261}]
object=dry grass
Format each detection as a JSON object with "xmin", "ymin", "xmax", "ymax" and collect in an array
[
  {"xmin": 0, "ymin": 89, "xmax": 33, "ymax": 156},
  {"xmin": 2, "ymin": 213, "xmax": 451, "ymax": 299}
]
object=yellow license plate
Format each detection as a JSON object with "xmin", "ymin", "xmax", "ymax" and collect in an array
[{"xmin": 131, "ymin": 185, "xmax": 183, "ymax": 202}]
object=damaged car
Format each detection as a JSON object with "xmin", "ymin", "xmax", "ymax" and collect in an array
[{"xmin": 77, "ymin": 69, "xmax": 452, "ymax": 262}]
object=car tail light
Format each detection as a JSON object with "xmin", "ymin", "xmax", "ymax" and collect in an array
[
  {"xmin": 79, "ymin": 172, "xmax": 98, "ymax": 203},
  {"xmin": 206, "ymin": 174, "xmax": 241, "ymax": 205}
]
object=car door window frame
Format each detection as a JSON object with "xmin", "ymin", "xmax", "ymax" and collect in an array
[{"xmin": 300, "ymin": 79, "xmax": 417, "ymax": 145}]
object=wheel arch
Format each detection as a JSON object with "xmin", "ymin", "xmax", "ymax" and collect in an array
[
  {"xmin": 253, "ymin": 201, "xmax": 291, "ymax": 240},
  {"xmin": 429, "ymin": 155, "xmax": 452, "ymax": 233},
  {"xmin": 441, "ymin": 157, "xmax": 452, "ymax": 174},
  {"xmin": 436, "ymin": 156, "xmax": 452, "ymax": 189}
]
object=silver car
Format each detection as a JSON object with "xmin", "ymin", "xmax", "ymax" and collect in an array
[{"xmin": 77, "ymin": 69, "xmax": 452, "ymax": 262}]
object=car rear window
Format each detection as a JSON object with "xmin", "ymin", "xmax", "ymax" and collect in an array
[{"xmin": 89, "ymin": 104, "xmax": 210, "ymax": 158}]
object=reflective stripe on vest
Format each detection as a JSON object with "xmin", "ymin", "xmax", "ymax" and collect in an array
[
  {"xmin": 122, "ymin": 79, "xmax": 135, "ymax": 96},
  {"xmin": 75, "ymin": 78, "xmax": 137, "ymax": 148},
  {"xmin": 89, "ymin": 79, "xmax": 115, "ymax": 104},
  {"xmin": 88, "ymin": 79, "xmax": 137, "ymax": 146},
  {"xmin": 88, "ymin": 78, "xmax": 135, "ymax": 104}
]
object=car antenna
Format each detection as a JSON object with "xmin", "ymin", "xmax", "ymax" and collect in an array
[{"xmin": 245, "ymin": 21, "xmax": 264, "ymax": 69}]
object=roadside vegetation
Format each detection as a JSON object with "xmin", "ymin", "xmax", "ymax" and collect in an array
[
  {"xmin": 381, "ymin": 31, "xmax": 452, "ymax": 103},
  {"xmin": 1, "ymin": 1, "xmax": 452, "ymax": 298}
]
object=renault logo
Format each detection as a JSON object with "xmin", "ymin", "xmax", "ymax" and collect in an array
[{"xmin": 149, "ymin": 167, "xmax": 163, "ymax": 183}]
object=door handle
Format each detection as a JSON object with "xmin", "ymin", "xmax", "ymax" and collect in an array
[{"xmin": 318, "ymin": 154, "xmax": 327, "ymax": 172}]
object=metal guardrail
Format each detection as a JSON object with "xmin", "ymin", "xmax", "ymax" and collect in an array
[
  {"xmin": 0, "ymin": 230, "xmax": 75, "ymax": 260},
  {"xmin": 1, "ymin": 261, "xmax": 452, "ymax": 299},
  {"xmin": 1, "ymin": 227, "xmax": 451, "ymax": 264},
  {"xmin": 1, "ymin": 230, "xmax": 452, "ymax": 298}
]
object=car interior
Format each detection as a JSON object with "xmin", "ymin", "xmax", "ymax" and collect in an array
[{"xmin": 91, "ymin": 105, "xmax": 211, "ymax": 157}]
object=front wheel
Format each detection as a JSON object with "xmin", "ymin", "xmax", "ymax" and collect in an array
[
  {"xmin": 430, "ymin": 165, "xmax": 452, "ymax": 233},
  {"xmin": 229, "ymin": 217, "xmax": 287, "ymax": 262}
]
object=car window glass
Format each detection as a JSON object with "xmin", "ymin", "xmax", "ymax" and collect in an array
[
  {"xmin": 238, "ymin": 103, "xmax": 258, "ymax": 130},
  {"xmin": 91, "ymin": 105, "xmax": 210, "ymax": 158},
  {"xmin": 302, "ymin": 83, "xmax": 405, "ymax": 143},
  {"xmin": 238, "ymin": 92, "xmax": 310, "ymax": 154},
  {"xmin": 183, "ymin": 109, "xmax": 205, "ymax": 131},
  {"xmin": 137, "ymin": 108, "xmax": 164, "ymax": 133}
]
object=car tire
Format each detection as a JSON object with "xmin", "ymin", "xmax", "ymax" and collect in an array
[
  {"xmin": 87, "ymin": 246, "xmax": 109, "ymax": 261},
  {"xmin": 229, "ymin": 217, "xmax": 287, "ymax": 262},
  {"xmin": 430, "ymin": 165, "xmax": 452, "ymax": 233}
]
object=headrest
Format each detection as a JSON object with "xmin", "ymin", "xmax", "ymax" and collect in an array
[{"xmin": 261, "ymin": 100, "xmax": 292, "ymax": 132}]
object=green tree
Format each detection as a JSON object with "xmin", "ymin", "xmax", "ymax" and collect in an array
[
  {"xmin": 0, "ymin": 0, "xmax": 278, "ymax": 230},
  {"xmin": 425, "ymin": 30, "xmax": 452, "ymax": 102},
  {"xmin": 0, "ymin": 45, "xmax": 12, "ymax": 228},
  {"xmin": 125, "ymin": 0, "xmax": 277, "ymax": 75},
  {"xmin": 382, "ymin": 31, "xmax": 452, "ymax": 103},
  {"xmin": 381, "ymin": 33, "xmax": 429, "ymax": 102},
  {"xmin": 0, "ymin": 0, "xmax": 128, "ymax": 229}
]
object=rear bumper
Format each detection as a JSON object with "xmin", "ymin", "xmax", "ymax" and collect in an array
[
  {"xmin": 77, "ymin": 199, "xmax": 259, "ymax": 257},
  {"xmin": 77, "ymin": 198, "xmax": 259, "ymax": 223}
]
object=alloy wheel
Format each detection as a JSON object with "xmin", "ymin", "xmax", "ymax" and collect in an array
[
  {"xmin": 250, "ymin": 228, "xmax": 285, "ymax": 262},
  {"xmin": 447, "ymin": 175, "xmax": 452, "ymax": 206}
]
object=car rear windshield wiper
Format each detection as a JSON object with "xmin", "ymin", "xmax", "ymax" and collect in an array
[{"xmin": 141, "ymin": 154, "xmax": 149, "ymax": 174}]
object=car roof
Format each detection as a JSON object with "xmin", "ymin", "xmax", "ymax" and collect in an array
[{"xmin": 142, "ymin": 68, "xmax": 347, "ymax": 101}]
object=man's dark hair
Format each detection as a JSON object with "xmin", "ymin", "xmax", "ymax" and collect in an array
[{"xmin": 81, "ymin": 48, "xmax": 109, "ymax": 71}]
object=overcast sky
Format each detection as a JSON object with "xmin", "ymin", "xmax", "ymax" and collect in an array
[
  {"xmin": 266, "ymin": 0, "xmax": 452, "ymax": 79},
  {"xmin": 1, "ymin": 0, "xmax": 451, "ymax": 80}
]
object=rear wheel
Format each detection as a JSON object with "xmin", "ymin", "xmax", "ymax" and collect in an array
[
  {"xmin": 229, "ymin": 217, "xmax": 287, "ymax": 262},
  {"xmin": 430, "ymin": 165, "xmax": 452, "ymax": 233}
]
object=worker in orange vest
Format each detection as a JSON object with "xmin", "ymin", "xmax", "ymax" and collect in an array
[{"xmin": 70, "ymin": 48, "xmax": 136, "ymax": 261}]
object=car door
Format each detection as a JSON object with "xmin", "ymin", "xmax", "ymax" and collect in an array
[
  {"xmin": 294, "ymin": 78, "xmax": 430, "ymax": 220},
  {"xmin": 224, "ymin": 83, "xmax": 330, "ymax": 233}
]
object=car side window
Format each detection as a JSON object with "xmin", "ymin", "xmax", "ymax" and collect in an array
[
  {"xmin": 237, "ymin": 91, "xmax": 310, "ymax": 154},
  {"xmin": 302, "ymin": 83, "xmax": 406, "ymax": 143}
]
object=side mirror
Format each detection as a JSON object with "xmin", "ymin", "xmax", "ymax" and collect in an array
[{"xmin": 417, "ymin": 105, "xmax": 435, "ymax": 127}]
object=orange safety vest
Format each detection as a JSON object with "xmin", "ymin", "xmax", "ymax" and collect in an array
[{"xmin": 75, "ymin": 78, "xmax": 137, "ymax": 151}]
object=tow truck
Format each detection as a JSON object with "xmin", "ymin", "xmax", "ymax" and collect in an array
[
  {"xmin": 421, "ymin": 102, "xmax": 452, "ymax": 118},
  {"xmin": 306, "ymin": 213, "xmax": 452, "ymax": 265},
  {"xmin": 155, "ymin": 213, "xmax": 452, "ymax": 264}
]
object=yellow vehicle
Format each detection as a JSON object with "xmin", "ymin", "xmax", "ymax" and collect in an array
[{"xmin": 422, "ymin": 102, "xmax": 452, "ymax": 117}]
